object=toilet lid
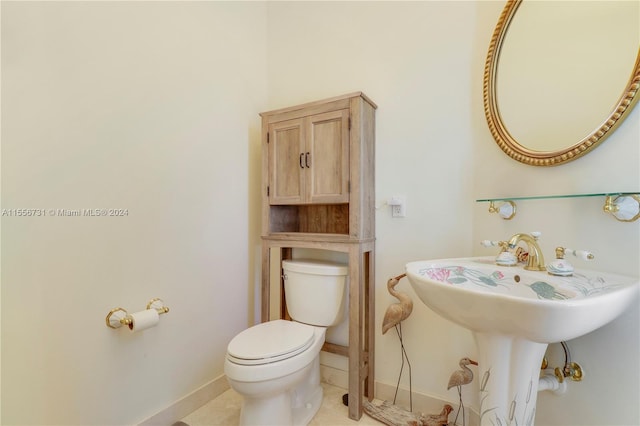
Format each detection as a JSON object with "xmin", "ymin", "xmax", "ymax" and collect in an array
[{"xmin": 227, "ymin": 320, "xmax": 315, "ymax": 366}]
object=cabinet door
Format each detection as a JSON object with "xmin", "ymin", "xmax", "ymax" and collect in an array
[
  {"xmin": 305, "ymin": 109, "xmax": 350, "ymax": 204},
  {"xmin": 268, "ymin": 118, "xmax": 305, "ymax": 205}
]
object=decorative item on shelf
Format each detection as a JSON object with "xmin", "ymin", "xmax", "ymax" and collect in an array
[
  {"xmin": 106, "ymin": 298, "xmax": 169, "ymax": 331},
  {"xmin": 447, "ymin": 357, "xmax": 478, "ymax": 426},
  {"xmin": 488, "ymin": 200, "xmax": 516, "ymax": 220},
  {"xmin": 603, "ymin": 194, "xmax": 640, "ymax": 222},
  {"xmin": 382, "ymin": 273, "xmax": 414, "ymax": 411}
]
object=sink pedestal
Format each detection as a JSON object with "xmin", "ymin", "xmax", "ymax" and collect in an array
[
  {"xmin": 405, "ymin": 257, "xmax": 639, "ymax": 426},
  {"xmin": 474, "ymin": 333, "xmax": 547, "ymax": 426}
]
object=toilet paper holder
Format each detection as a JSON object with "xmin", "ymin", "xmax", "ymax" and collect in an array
[{"xmin": 106, "ymin": 298, "xmax": 170, "ymax": 329}]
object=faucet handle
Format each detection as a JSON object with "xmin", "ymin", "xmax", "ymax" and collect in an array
[
  {"xmin": 482, "ymin": 240, "xmax": 517, "ymax": 266},
  {"xmin": 560, "ymin": 247, "xmax": 595, "ymax": 261},
  {"xmin": 480, "ymin": 240, "xmax": 500, "ymax": 248},
  {"xmin": 481, "ymin": 240, "xmax": 510, "ymax": 251},
  {"xmin": 549, "ymin": 247, "xmax": 594, "ymax": 276}
]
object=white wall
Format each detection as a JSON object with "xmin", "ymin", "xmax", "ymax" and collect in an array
[
  {"xmin": 1, "ymin": 2, "xmax": 266, "ymax": 424},
  {"xmin": 2, "ymin": 1, "xmax": 638, "ymax": 425},
  {"xmin": 266, "ymin": 1, "xmax": 639, "ymax": 425},
  {"xmin": 470, "ymin": 3, "xmax": 640, "ymax": 425},
  {"xmin": 266, "ymin": 0, "xmax": 479, "ymax": 409}
]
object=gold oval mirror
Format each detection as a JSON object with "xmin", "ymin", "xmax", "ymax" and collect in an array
[{"xmin": 484, "ymin": 0, "xmax": 640, "ymax": 166}]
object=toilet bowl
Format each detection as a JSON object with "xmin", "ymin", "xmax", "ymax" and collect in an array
[
  {"xmin": 225, "ymin": 320, "xmax": 326, "ymax": 425},
  {"xmin": 224, "ymin": 259, "xmax": 348, "ymax": 426}
]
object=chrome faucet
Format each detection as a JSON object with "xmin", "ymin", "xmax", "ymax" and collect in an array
[{"xmin": 508, "ymin": 232, "xmax": 546, "ymax": 271}]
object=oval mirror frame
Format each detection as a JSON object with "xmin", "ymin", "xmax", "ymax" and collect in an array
[{"xmin": 483, "ymin": 0, "xmax": 640, "ymax": 167}]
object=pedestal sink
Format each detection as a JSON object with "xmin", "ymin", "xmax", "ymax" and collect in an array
[{"xmin": 405, "ymin": 257, "xmax": 639, "ymax": 425}]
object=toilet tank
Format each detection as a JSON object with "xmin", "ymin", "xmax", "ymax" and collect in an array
[{"xmin": 282, "ymin": 259, "xmax": 348, "ymax": 327}]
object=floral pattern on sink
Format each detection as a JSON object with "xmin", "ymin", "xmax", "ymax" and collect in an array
[
  {"xmin": 424, "ymin": 266, "xmax": 508, "ymax": 288},
  {"xmin": 418, "ymin": 265, "xmax": 578, "ymax": 301},
  {"xmin": 565, "ymin": 272, "xmax": 626, "ymax": 297}
]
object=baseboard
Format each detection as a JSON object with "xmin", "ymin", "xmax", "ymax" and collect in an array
[
  {"xmin": 138, "ymin": 375, "xmax": 229, "ymax": 426},
  {"xmin": 139, "ymin": 368, "xmax": 479, "ymax": 426},
  {"xmin": 320, "ymin": 363, "xmax": 350, "ymax": 389}
]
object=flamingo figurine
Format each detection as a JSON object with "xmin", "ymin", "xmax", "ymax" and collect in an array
[
  {"xmin": 447, "ymin": 357, "xmax": 478, "ymax": 426},
  {"xmin": 381, "ymin": 273, "xmax": 415, "ymax": 410},
  {"xmin": 447, "ymin": 357, "xmax": 478, "ymax": 390},
  {"xmin": 382, "ymin": 273, "xmax": 413, "ymax": 334}
]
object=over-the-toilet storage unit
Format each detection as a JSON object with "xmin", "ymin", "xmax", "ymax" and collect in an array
[{"xmin": 260, "ymin": 92, "xmax": 376, "ymax": 421}]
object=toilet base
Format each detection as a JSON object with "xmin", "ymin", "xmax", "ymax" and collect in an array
[
  {"xmin": 237, "ymin": 380, "xmax": 323, "ymax": 426},
  {"xmin": 240, "ymin": 390, "xmax": 293, "ymax": 425},
  {"xmin": 232, "ymin": 355, "xmax": 323, "ymax": 426},
  {"xmin": 238, "ymin": 384, "xmax": 322, "ymax": 426},
  {"xmin": 292, "ymin": 385, "xmax": 322, "ymax": 425}
]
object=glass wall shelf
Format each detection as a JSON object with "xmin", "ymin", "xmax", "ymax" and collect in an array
[
  {"xmin": 476, "ymin": 192, "xmax": 639, "ymax": 203},
  {"xmin": 476, "ymin": 192, "xmax": 640, "ymax": 222}
]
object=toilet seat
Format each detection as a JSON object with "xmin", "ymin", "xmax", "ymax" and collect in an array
[{"xmin": 227, "ymin": 320, "xmax": 315, "ymax": 366}]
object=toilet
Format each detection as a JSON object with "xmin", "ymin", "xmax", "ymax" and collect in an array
[{"xmin": 224, "ymin": 259, "xmax": 348, "ymax": 426}]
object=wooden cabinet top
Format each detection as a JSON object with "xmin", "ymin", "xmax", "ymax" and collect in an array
[{"xmin": 260, "ymin": 92, "xmax": 377, "ymax": 118}]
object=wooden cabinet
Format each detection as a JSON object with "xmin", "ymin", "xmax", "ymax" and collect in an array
[
  {"xmin": 268, "ymin": 109, "xmax": 350, "ymax": 205},
  {"xmin": 260, "ymin": 92, "xmax": 376, "ymax": 421},
  {"xmin": 262, "ymin": 93, "xmax": 375, "ymax": 240}
]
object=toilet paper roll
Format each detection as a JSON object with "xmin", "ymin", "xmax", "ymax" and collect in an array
[{"xmin": 128, "ymin": 309, "xmax": 159, "ymax": 332}]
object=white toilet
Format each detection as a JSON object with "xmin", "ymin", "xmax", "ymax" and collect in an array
[{"xmin": 224, "ymin": 259, "xmax": 348, "ymax": 426}]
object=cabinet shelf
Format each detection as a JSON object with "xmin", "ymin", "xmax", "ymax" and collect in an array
[
  {"xmin": 263, "ymin": 233, "xmax": 373, "ymax": 244},
  {"xmin": 269, "ymin": 204, "xmax": 350, "ymax": 235}
]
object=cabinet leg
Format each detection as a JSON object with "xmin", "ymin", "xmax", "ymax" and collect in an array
[
  {"xmin": 365, "ymin": 249, "xmax": 375, "ymax": 401},
  {"xmin": 281, "ymin": 248, "xmax": 292, "ymax": 320},
  {"xmin": 348, "ymin": 247, "xmax": 364, "ymax": 420},
  {"xmin": 261, "ymin": 242, "xmax": 270, "ymax": 323}
]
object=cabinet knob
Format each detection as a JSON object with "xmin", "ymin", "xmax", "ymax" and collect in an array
[
  {"xmin": 305, "ymin": 152, "xmax": 311, "ymax": 168},
  {"xmin": 300, "ymin": 153, "xmax": 305, "ymax": 169}
]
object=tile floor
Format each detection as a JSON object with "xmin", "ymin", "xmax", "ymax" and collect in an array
[{"xmin": 180, "ymin": 382, "xmax": 383, "ymax": 425}]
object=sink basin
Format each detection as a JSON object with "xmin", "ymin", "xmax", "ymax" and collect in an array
[
  {"xmin": 405, "ymin": 257, "xmax": 639, "ymax": 425},
  {"xmin": 405, "ymin": 256, "xmax": 639, "ymax": 343}
]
